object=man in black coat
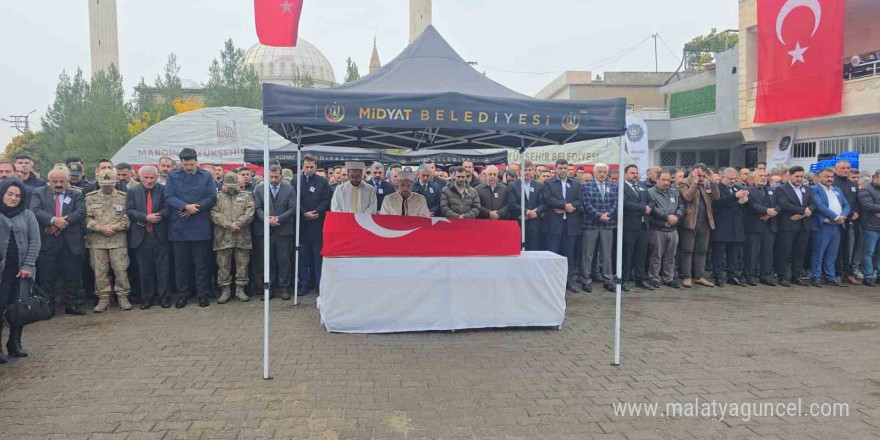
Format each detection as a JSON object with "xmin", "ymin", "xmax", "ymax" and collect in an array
[
  {"xmin": 543, "ymin": 159, "xmax": 584, "ymax": 292},
  {"xmin": 367, "ymin": 162, "xmax": 396, "ymax": 212},
  {"xmin": 30, "ymin": 168, "xmax": 87, "ymax": 315},
  {"xmin": 508, "ymin": 160, "xmax": 544, "ymax": 251},
  {"xmin": 622, "ymin": 165, "xmax": 655, "ymax": 291},
  {"xmin": 126, "ymin": 166, "xmax": 173, "ymax": 309},
  {"xmin": 744, "ymin": 169, "xmax": 780, "ymax": 286},
  {"xmin": 775, "ymin": 166, "xmax": 813, "ymax": 286},
  {"xmin": 832, "ymin": 160, "xmax": 860, "ymax": 284},
  {"xmin": 293, "ymin": 155, "xmax": 332, "ymax": 296},
  {"xmin": 711, "ymin": 168, "xmax": 749, "ymax": 286},
  {"xmin": 253, "ymin": 165, "xmax": 297, "ymax": 300},
  {"xmin": 413, "ymin": 164, "xmax": 442, "ymax": 217}
]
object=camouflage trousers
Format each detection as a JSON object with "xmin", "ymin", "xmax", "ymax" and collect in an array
[
  {"xmin": 90, "ymin": 247, "xmax": 130, "ymax": 298},
  {"xmin": 216, "ymin": 248, "xmax": 250, "ymax": 288}
]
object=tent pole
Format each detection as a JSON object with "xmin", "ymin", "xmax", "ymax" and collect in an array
[
  {"xmin": 293, "ymin": 142, "xmax": 303, "ymax": 307},
  {"xmin": 520, "ymin": 146, "xmax": 527, "ymax": 250},
  {"xmin": 263, "ymin": 125, "xmax": 272, "ymax": 380},
  {"xmin": 613, "ymin": 135, "xmax": 625, "ymax": 367}
]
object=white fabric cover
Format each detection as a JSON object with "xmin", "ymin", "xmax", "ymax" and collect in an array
[{"xmin": 318, "ymin": 251, "xmax": 567, "ymax": 333}]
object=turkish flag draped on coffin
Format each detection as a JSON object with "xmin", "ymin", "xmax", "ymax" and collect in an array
[
  {"xmin": 254, "ymin": 0, "xmax": 304, "ymax": 47},
  {"xmin": 322, "ymin": 213, "xmax": 522, "ymax": 257},
  {"xmin": 755, "ymin": 0, "xmax": 845, "ymax": 123}
]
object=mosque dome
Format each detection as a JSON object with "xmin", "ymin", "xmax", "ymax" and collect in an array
[{"xmin": 243, "ymin": 39, "xmax": 336, "ymax": 88}]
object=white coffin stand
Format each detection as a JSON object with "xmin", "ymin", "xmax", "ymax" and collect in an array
[{"xmin": 317, "ymin": 251, "xmax": 567, "ymax": 333}]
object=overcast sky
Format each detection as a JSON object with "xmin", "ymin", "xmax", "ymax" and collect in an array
[{"xmin": 0, "ymin": 0, "xmax": 737, "ymax": 148}]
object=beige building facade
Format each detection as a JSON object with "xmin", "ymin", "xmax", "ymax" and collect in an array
[{"xmin": 537, "ymin": 71, "xmax": 675, "ymax": 111}]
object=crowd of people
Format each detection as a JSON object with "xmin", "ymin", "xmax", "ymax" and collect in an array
[{"xmin": 1, "ymin": 147, "xmax": 878, "ymax": 363}]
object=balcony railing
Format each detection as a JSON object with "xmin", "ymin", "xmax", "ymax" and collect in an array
[{"xmin": 845, "ymin": 53, "xmax": 880, "ymax": 81}]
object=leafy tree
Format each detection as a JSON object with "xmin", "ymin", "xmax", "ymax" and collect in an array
[
  {"xmin": 38, "ymin": 65, "xmax": 132, "ymax": 175},
  {"xmin": 127, "ymin": 111, "xmax": 163, "ymax": 137},
  {"xmin": 172, "ymin": 96, "xmax": 206, "ymax": 114},
  {"xmin": 344, "ymin": 57, "xmax": 360, "ymax": 83},
  {"xmin": 291, "ymin": 65, "xmax": 315, "ymax": 88},
  {"xmin": 2, "ymin": 130, "xmax": 46, "ymax": 165},
  {"xmin": 205, "ymin": 39, "xmax": 262, "ymax": 108},
  {"xmin": 684, "ymin": 28, "xmax": 739, "ymax": 70}
]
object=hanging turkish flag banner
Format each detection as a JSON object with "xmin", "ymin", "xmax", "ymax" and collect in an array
[
  {"xmin": 755, "ymin": 0, "xmax": 845, "ymax": 123},
  {"xmin": 322, "ymin": 213, "xmax": 522, "ymax": 258},
  {"xmin": 254, "ymin": 0, "xmax": 304, "ymax": 47}
]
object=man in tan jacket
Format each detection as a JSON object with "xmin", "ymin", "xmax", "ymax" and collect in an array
[{"xmin": 677, "ymin": 164, "xmax": 720, "ymax": 288}]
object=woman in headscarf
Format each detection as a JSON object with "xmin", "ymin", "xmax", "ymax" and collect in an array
[{"xmin": 0, "ymin": 178, "xmax": 40, "ymax": 363}]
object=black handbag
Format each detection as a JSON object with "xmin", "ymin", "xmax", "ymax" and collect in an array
[{"xmin": 4, "ymin": 278, "xmax": 51, "ymax": 328}]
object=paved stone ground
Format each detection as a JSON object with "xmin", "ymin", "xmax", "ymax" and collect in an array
[{"xmin": 0, "ymin": 283, "xmax": 878, "ymax": 440}]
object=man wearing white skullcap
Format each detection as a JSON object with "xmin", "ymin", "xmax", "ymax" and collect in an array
[
  {"xmin": 379, "ymin": 170, "xmax": 430, "ymax": 217},
  {"xmin": 330, "ymin": 161, "xmax": 377, "ymax": 214}
]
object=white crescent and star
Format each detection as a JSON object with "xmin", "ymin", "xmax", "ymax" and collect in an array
[
  {"xmin": 775, "ymin": 0, "xmax": 822, "ymax": 66},
  {"xmin": 354, "ymin": 214, "xmax": 450, "ymax": 239}
]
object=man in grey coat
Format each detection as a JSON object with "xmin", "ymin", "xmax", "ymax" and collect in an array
[
  {"xmin": 253, "ymin": 165, "xmax": 297, "ymax": 300},
  {"xmin": 647, "ymin": 171, "xmax": 685, "ymax": 289}
]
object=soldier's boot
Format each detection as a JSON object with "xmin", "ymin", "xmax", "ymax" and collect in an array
[
  {"xmin": 235, "ymin": 285, "xmax": 250, "ymax": 302},
  {"xmin": 118, "ymin": 295, "xmax": 133, "ymax": 311},
  {"xmin": 217, "ymin": 287, "xmax": 231, "ymax": 304},
  {"xmin": 93, "ymin": 294, "xmax": 110, "ymax": 313}
]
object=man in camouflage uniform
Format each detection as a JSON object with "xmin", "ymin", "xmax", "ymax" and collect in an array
[
  {"xmin": 85, "ymin": 169, "xmax": 132, "ymax": 312},
  {"xmin": 210, "ymin": 172, "xmax": 255, "ymax": 303}
]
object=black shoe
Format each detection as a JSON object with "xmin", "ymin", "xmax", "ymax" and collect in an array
[
  {"xmin": 864, "ymin": 278, "xmax": 876, "ymax": 287},
  {"xmin": 635, "ymin": 281, "xmax": 656, "ymax": 291},
  {"xmin": 825, "ymin": 279, "xmax": 847, "ymax": 288},
  {"xmin": 160, "ymin": 298, "xmax": 171, "ymax": 308},
  {"xmin": 746, "ymin": 278, "xmax": 758, "ymax": 286},
  {"xmin": 0, "ymin": 353, "xmax": 7, "ymax": 364},
  {"xmin": 664, "ymin": 281, "xmax": 680, "ymax": 289},
  {"xmin": 728, "ymin": 277, "xmax": 744, "ymax": 287},
  {"xmin": 649, "ymin": 280, "xmax": 661, "ymax": 289},
  {"xmin": 580, "ymin": 282, "xmax": 592, "ymax": 293},
  {"xmin": 139, "ymin": 303, "xmax": 151, "ymax": 310},
  {"xmin": 297, "ymin": 288, "xmax": 309, "ymax": 298},
  {"xmin": 65, "ymin": 307, "xmax": 86, "ymax": 316},
  {"xmin": 566, "ymin": 282, "xmax": 580, "ymax": 293},
  {"xmin": 175, "ymin": 298, "xmax": 187, "ymax": 309},
  {"xmin": 812, "ymin": 279, "xmax": 823, "ymax": 287},
  {"xmin": 603, "ymin": 282, "xmax": 615, "ymax": 292},
  {"xmin": 760, "ymin": 278, "xmax": 777, "ymax": 286},
  {"xmin": 199, "ymin": 298, "xmax": 210, "ymax": 307},
  {"xmin": 792, "ymin": 278, "xmax": 807, "ymax": 286},
  {"xmin": 621, "ymin": 282, "xmax": 630, "ymax": 292},
  {"xmin": 779, "ymin": 279, "xmax": 791, "ymax": 287},
  {"xmin": 6, "ymin": 328, "xmax": 27, "ymax": 358},
  {"xmin": 714, "ymin": 279, "xmax": 725, "ymax": 287}
]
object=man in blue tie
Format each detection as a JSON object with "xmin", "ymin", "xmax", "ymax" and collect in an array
[
  {"xmin": 809, "ymin": 167, "xmax": 850, "ymax": 287},
  {"xmin": 368, "ymin": 162, "xmax": 395, "ymax": 211}
]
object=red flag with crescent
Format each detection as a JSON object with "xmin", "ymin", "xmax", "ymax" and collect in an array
[
  {"xmin": 322, "ymin": 213, "xmax": 522, "ymax": 257},
  {"xmin": 755, "ymin": 0, "xmax": 845, "ymax": 123},
  {"xmin": 254, "ymin": 0, "xmax": 304, "ymax": 47}
]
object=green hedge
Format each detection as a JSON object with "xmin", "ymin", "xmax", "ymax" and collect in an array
[{"xmin": 670, "ymin": 84, "xmax": 716, "ymax": 119}]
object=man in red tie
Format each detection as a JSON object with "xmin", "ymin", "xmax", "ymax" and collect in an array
[
  {"xmin": 125, "ymin": 165, "xmax": 173, "ymax": 309},
  {"xmin": 29, "ymin": 167, "xmax": 87, "ymax": 315}
]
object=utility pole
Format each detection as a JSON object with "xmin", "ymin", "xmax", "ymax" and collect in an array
[
  {"xmin": 1, "ymin": 110, "xmax": 36, "ymax": 134},
  {"xmin": 652, "ymin": 34, "xmax": 659, "ymax": 73}
]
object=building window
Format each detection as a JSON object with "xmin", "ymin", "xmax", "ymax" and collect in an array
[
  {"xmin": 626, "ymin": 104, "xmax": 635, "ymax": 110},
  {"xmin": 718, "ymin": 149, "xmax": 731, "ymax": 167},
  {"xmin": 856, "ymin": 135, "xmax": 880, "ymax": 155},
  {"xmin": 699, "ymin": 151, "xmax": 717, "ymax": 166},
  {"xmin": 660, "ymin": 151, "xmax": 677, "ymax": 167},
  {"xmin": 819, "ymin": 138, "xmax": 849, "ymax": 156},
  {"xmin": 793, "ymin": 141, "xmax": 817, "ymax": 159},
  {"xmin": 680, "ymin": 151, "xmax": 697, "ymax": 167}
]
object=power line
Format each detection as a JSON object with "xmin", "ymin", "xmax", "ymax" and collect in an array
[
  {"xmin": 656, "ymin": 34, "xmax": 682, "ymax": 64},
  {"xmin": 476, "ymin": 34, "xmax": 654, "ymax": 76},
  {"xmin": 1, "ymin": 110, "xmax": 36, "ymax": 135}
]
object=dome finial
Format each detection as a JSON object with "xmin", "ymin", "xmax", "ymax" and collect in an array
[{"xmin": 369, "ymin": 36, "xmax": 381, "ymax": 74}]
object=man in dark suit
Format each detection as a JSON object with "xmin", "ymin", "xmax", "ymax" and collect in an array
[
  {"xmin": 463, "ymin": 160, "xmax": 483, "ymax": 187},
  {"xmin": 475, "ymin": 165, "xmax": 509, "ymax": 220},
  {"xmin": 832, "ymin": 160, "xmax": 860, "ymax": 284},
  {"xmin": 543, "ymin": 159, "xmax": 583, "ymax": 292},
  {"xmin": 413, "ymin": 164, "xmax": 443, "ymax": 217},
  {"xmin": 580, "ymin": 163, "xmax": 618, "ymax": 293},
  {"xmin": 293, "ymin": 155, "xmax": 331, "ymax": 296},
  {"xmin": 253, "ymin": 164, "xmax": 297, "ymax": 300},
  {"xmin": 622, "ymin": 165, "xmax": 654, "ymax": 291},
  {"xmin": 508, "ymin": 160, "xmax": 544, "ymax": 251},
  {"xmin": 809, "ymin": 167, "xmax": 850, "ymax": 287},
  {"xmin": 744, "ymin": 169, "xmax": 780, "ymax": 286},
  {"xmin": 126, "ymin": 165, "xmax": 172, "ymax": 309},
  {"xmin": 776, "ymin": 166, "xmax": 813, "ymax": 286},
  {"xmin": 368, "ymin": 162, "xmax": 396, "ymax": 211},
  {"xmin": 30, "ymin": 167, "xmax": 87, "ymax": 315},
  {"xmin": 711, "ymin": 168, "xmax": 748, "ymax": 287}
]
